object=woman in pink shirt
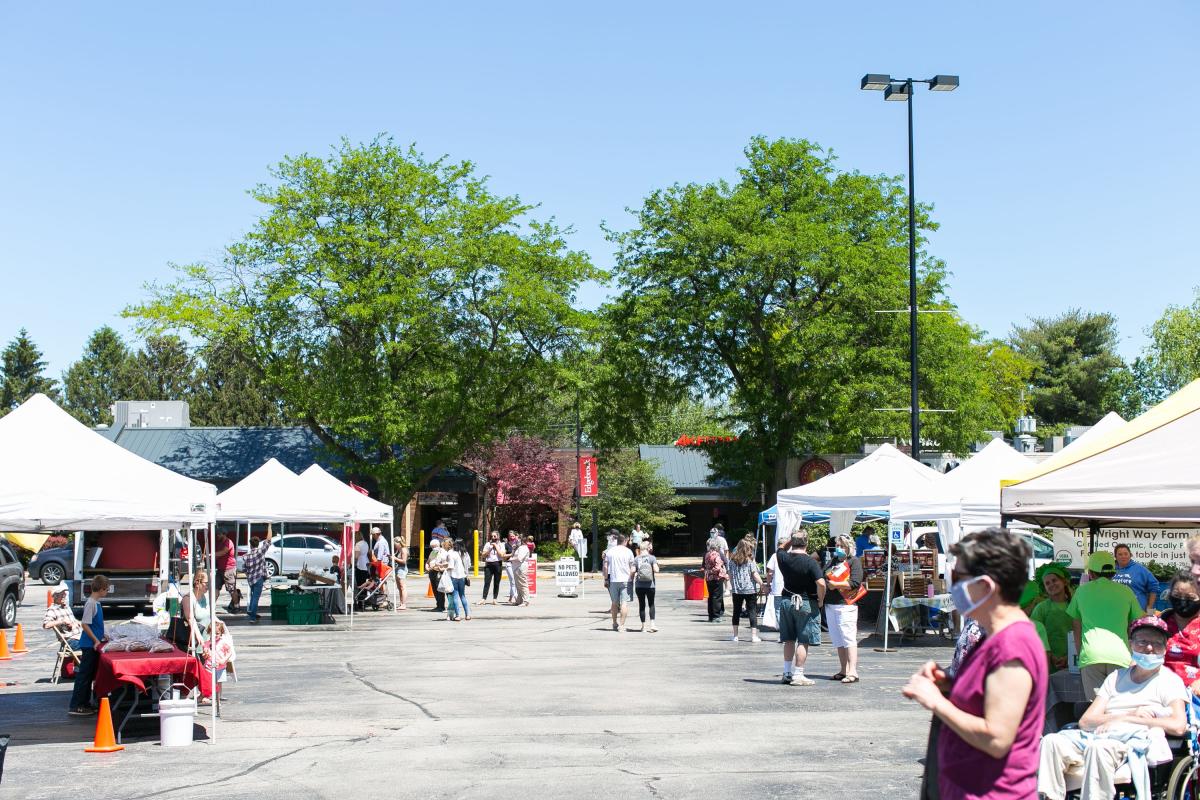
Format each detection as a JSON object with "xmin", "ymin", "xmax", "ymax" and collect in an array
[{"xmin": 903, "ymin": 529, "xmax": 1048, "ymax": 800}]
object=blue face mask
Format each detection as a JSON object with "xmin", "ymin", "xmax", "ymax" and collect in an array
[
  {"xmin": 834, "ymin": 548, "xmax": 846, "ymax": 559},
  {"xmin": 1131, "ymin": 651, "xmax": 1164, "ymax": 670}
]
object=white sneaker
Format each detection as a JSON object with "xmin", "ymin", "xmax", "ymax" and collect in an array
[
  {"xmin": 638, "ymin": 624, "xmax": 645, "ymax": 632},
  {"xmin": 619, "ymin": 626, "xmax": 627, "ymax": 633},
  {"xmin": 729, "ymin": 635, "xmax": 739, "ymax": 642},
  {"xmin": 751, "ymin": 635, "xmax": 762, "ymax": 643},
  {"xmin": 648, "ymin": 624, "xmax": 658, "ymax": 633}
]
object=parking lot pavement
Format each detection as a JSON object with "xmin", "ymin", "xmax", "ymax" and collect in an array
[{"xmin": 1, "ymin": 575, "xmax": 951, "ymax": 799}]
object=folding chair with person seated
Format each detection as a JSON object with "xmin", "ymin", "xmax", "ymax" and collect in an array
[{"xmin": 50, "ymin": 626, "xmax": 82, "ymax": 684}]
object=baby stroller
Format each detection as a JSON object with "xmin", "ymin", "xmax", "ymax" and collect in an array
[{"xmin": 354, "ymin": 561, "xmax": 393, "ymax": 611}]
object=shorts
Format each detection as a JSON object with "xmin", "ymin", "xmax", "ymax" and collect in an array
[
  {"xmin": 608, "ymin": 581, "xmax": 630, "ymax": 604},
  {"xmin": 778, "ymin": 595, "xmax": 821, "ymax": 646},
  {"xmin": 825, "ymin": 602, "xmax": 859, "ymax": 649},
  {"xmin": 393, "ymin": 565, "xmax": 408, "ymax": 578},
  {"xmin": 214, "ymin": 666, "xmax": 227, "ymax": 684}
]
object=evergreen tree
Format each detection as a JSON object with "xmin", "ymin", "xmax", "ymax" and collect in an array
[
  {"xmin": 62, "ymin": 326, "xmax": 140, "ymax": 425},
  {"xmin": 0, "ymin": 328, "xmax": 58, "ymax": 414}
]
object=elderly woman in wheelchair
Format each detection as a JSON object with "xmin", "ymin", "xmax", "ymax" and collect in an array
[{"xmin": 1039, "ymin": 616, "xmax": 1191, "ymax": 800}]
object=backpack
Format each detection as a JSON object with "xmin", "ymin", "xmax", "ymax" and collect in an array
[{"xmin": 636, "ymin": 556, "xmax": 655, "ymax": 583}]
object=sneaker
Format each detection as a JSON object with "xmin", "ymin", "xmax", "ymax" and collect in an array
[
  {"xmin": 249, "ymin": 617, "xmax": 259, "ymax": 624},
  {"xmin": 751, "ymin": 635, "xmax": 762, "ymax": 643},
  {"xmin": 618, "ymin": 626, "xmax": 627, "ymax": 633},
  {"xmin": 781, "ymin": 674, "xmax": 794, "ymax": 685},
  {"xmin": 729, "ymin": 635, "xmax": 739, "ymax": 642},
  {"xmin": 68, "ymin": 706, "xmax": 96, "ymax": 716},
  {"xmin": 648, "ymin": 625, "xmax": 658, "ymax": 633},
  {"xmin": 612, "ymin": 622, "xmax": 619, "ymax": 631},
  {"xmin": 793, "ymin": 676, "xmax": 815, "ymax": 687}
]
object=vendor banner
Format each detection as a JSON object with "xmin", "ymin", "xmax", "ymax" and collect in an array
[
  {"xmin": 578, "ymin": 456, "xmax": 599, "ymax": 497},
  {"xmin": 1050, "ymin": 527, "xmax": 1194, "ymax": 570}
]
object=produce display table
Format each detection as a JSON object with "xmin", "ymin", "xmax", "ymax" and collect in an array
[{"xmin": 95, "ymin": 645, "xmax": 212, "ymax": 742}]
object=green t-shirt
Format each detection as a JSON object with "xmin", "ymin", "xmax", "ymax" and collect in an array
[
  {"xmin": 1031, "ymin": 598, "xmax": 1074, "ymax": 659},
  {"xmin": 1066, "ymin": 577, "xmax": 1141, "ymax": 668},
  {"xmin": 1033, "ymin": 618, "xmax": 1050, "ymax": 655}
]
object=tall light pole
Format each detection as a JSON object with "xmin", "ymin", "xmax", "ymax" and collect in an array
[{"xmin": 860, "ymin": 73, "xmax": 958, "ymax": 462}]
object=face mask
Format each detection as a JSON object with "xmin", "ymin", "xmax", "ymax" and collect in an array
[
  {"xmin": 950, "ymin": 576, "xmax": 994, "ymax": 616},
  {"xmin": 1131, "ymin": 651, "xmax": 1164, "ymax": 670},
  {"xmin": 834, "ymin": 548, "xmax": 847, "ymax": 559},
  {"xmin": 1171, "ymin": 596, "xmax": 1200, "ymax": 617}
]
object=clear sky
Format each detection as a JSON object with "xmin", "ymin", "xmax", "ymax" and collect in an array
[{"xmin": 2, "ymin": 2, "xmax": 1197, "ymax": 377}]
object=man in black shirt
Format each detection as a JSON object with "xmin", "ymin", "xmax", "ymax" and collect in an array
[{"xmin": 776, "ymin": 531, "xmax": 826, "ymax": 686}]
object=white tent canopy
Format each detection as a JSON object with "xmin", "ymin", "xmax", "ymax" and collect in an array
[
  {"xmin": 1002, "ymin": 384, "xmax": 1200, "ymax": 528},
  {"xmin": 776, "ymin": 443, "xmax": 942, "ymax": 538},
  {"xmin": 215, "ymin": 458, "xmax": 353, "ymax": 523},
  {"xmin": 890, "ymin": 438, "xmax": 1034, "ymax": 530},
  {"xmin": 0, "ymin": 394, "xmax": 216, "ymax": 531},
  {"xmin": 296, "ymin": 464, "xmax": 393, "ymax": 524}
]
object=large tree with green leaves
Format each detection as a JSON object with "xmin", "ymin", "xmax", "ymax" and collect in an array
[
  {"xmin": 61, "ymin": 326, "xmax": 142, "ymax": 425},
  {"xmin": 129, "ymin": 137, "xmax": 596, "ymax": 514},
  {"xmin": 598, "ymin": 137, "xmax": 1028, "ymax": 501},
  {"xmin": 189, "ymin": 336, "xmax": 287, "ymax": 426},
  {"xmin": 0, "ymin": 328, "xmax": 58, "ymax": 414},
  {"xmin": 1007, "ymin": 309, "xmax": 1129, "ymax": 429},
  {"xmin": 1127, "ymin": 289, "xmax": 1200, "ymax": 413}
]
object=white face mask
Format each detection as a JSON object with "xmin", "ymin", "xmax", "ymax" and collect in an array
[{"xmin": 950, "ymin": 575, "xmax": 995, "ymax": 616}]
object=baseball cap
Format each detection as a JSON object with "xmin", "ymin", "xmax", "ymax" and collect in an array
[
  {"xmin": 52, "ymin": 582, "xmax": 69, "ymax": 596},
  {"xmin": 1086, "ymin": 551, "xmax": 1116, "ymax": 574},
  {"xmin": 370, "ymin": 526, "xmax": 382, "ymax": 534},
  {"xmin": 1130, "ymin": 615, "xmax": 1169, "ymax": 639}
]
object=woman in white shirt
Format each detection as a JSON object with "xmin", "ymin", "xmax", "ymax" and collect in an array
[
  {"xmin": 481, "ymin": 532, "xmax": 505, "ymax": 605},
  {"xmin": 446, "ymin": 539, "xmax": 472, "ymax": 621}
]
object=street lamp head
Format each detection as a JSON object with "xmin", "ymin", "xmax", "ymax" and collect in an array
[
  {"xmin": 860, "ymin": 74, "xmax": 892, "ymax": 91},
  {"xmin": 884, "ymin": 82, "xmax": 911, "ymax": 101},
  {"xmin": 929, "ymin": 74, "xmax": 960, "ymax": 91}
]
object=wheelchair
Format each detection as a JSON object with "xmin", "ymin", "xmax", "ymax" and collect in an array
[{"xmin": 1061, "ymin": 696, "xmax": 1200, "ymax": 800}]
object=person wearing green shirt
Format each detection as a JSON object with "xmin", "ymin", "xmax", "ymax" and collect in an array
[
  {"xmin": 1030, "ymin": 563, "xmax": 1074, "ymax": 671},
  {"xmin": 1067, "ymin": 551, "xmax": 1143, "ymax": 699}
]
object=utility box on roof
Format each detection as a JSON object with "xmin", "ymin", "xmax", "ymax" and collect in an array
[{"xmin": 110, "ymin": 401, "xmax": 190, "ymax": 429}]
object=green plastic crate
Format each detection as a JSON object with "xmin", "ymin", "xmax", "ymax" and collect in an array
[
  {"xmin": 287, "ymin": 609, "xmax": 323, "ymax": 625},
  {"xmin": 270, "ymin": 605, "xmax": 288, "ymax": 621},
  {"xmin": 286, "ymin": 592, "xmax": 320, "ymax": 611},
  {"xmin": 270, "ymin": 588, "xmax": 290, "ymax": 606}
]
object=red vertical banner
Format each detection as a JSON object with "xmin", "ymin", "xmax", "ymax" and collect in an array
[{"xmin": 578, "ymin": 456, "xmax": 599, "ymax": 497}]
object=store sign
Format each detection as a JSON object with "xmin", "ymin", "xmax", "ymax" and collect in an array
[
  {"xmin": 579, "ymin": 456, "xmax": 599, "ymax": 497},
  {"xmin": 1050, "ymin": 527, "xmax": 1193, "ymax": 570}
]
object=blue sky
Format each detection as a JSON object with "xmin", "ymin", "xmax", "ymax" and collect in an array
[{"xmin": 1, "ymin": 2, "xmax": 1196, "ymax": 377}]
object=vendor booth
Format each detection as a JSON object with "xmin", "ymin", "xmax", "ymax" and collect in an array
[
  {"xmin": 0, "ymin": 394, "xmax": 221, "ymax": 740},
  {"xmin": 776, "ymin": 443, "xmax": 943, "ymax": 647}
]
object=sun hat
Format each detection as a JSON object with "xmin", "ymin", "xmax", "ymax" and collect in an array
[
  {"xmin": 370, "ymin": 526, "xmax": 382, "ymax": 535},
  {"xmin": 1086, "ymin": 551, "xmax": 1116, "ymax": 574},
  {"xmin": 52, "ymin": 582, "xmax": 69, "ymax": 596},
  {"xmin": 1129, "ymin": 615, "xmax": 1169, "ymax": 638}
]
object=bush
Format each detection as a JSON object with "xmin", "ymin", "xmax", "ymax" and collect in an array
[
  {"xmin": 535, "ymin": 541, "xmax": 580, "ymax": 562},
  {"xmin": 1146, "ymin": 560, "xmax": 1184, "ymax": 582}
]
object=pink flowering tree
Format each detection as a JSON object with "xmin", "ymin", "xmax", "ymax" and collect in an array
[{"xmin": 464, "ymin": 434, "xmax": 572, "ymax": 536}]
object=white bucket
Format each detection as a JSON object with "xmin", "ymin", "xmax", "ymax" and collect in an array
[{"xmin": 158, "ymin": 697, "xmax": 197, "ymax": 747}]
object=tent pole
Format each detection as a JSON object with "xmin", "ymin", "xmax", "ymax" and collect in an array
[{"xmin": 208, "ymin": 521, "xmax": 216, "ymax": 742}]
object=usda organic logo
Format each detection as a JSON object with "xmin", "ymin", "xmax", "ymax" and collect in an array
[{"xmin": 1055, "ymin": 551, "xmax": 1073, "ymax": 565}]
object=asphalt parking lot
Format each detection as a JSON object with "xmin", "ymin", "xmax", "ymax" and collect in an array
[{"xmin": 1, "ymin": 574, "xmax": 953, "ymax": 799}]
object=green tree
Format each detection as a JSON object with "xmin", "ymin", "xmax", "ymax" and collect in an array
[
  {"xmin": 189, "ymin": 336, "xmax": 287, "ymax": 426},
  {"xmin": 61, "ymin": 326, "xmax": 140, "ymax": 425},
  {"xmin": 579, "ymin": 449, "xmax": 684, "ymax": 534},
  {"xmin": 129, "ymin": 137, "xmax": 597, "ymax": 514},
  {"xmin": 637, "ymin": 397, "xmax": 734, "ymax": 446},
  {"xmin": 0, "ymin": 328, "xmax": 58, "ymax": 414},
  {"xmin": 599, "ymin": 137, "xmax": 1023, "ymax": 502},
  {"xmin": 1130, "ymin": 289, "xmax": 1200, "ymax": 412},
  {"xmin": 127, "ymin": 335, "xmax": 197, "ymax": 400},
  {"xmin": 1007, "ymin": 309, "xmax": 1129, "ymax": 428}
]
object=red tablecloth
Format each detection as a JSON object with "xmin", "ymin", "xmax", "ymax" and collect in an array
[{"xmin": 95, "ymin": 646, "xmax": 213, "ymax": 698}]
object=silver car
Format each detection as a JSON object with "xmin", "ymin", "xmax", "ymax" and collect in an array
[{"xmin": 237, "ymin": 534, "xmax": 341, "ymax": 578}]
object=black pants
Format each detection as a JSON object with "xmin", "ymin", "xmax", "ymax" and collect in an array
[
  {"xmin": 732, "ymin": 593, "xmax": 758, "ymax": 628},
  {"xmin": 429, "ymin": 571, "xmax": 445, "ymax": 610},
  {"xmin": 636, "ymin": 587, "xmax": 656, "ymax": 622},
  {"xmin": 69, "ymin": 647, "xmax": 99, "ymax": 710},
  {"xmin": 482, "ymin": 562, "xmax": 502, "ymax": 599},
  {"xmin": 706, "ymin": 580, "xmax": 724, "ymax": 620}
]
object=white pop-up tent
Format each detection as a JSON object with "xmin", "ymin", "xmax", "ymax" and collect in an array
[
  {"xmin": 0, "ymin": 393, "xmax": 216, "ymax": 531},
  {"xmin": 0, "ymin": 394, "xmax": 222, "ymax": 740},
  {"xmin": 215, "ymin": 458, "xmax": 353, "ymax": 523},
  {"xmin": 776, "ymin": 443, "xmax": 943, "ymax": 539},
  {"xmin": 296, "ymin": 465, "xmax": 392, "ymax": 524},
  {"xmin": 1002, "ymin": 383, "xmax": 1200, "ymax": 528},
  {"xmin": 891, "ymin": 438, "xmax": 1034, "ymax": 532}
]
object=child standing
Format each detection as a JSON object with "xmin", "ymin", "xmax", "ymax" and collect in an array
[
  {"xmin": 69, "ymin": 575, "xmax": 110, "ymax": 716},
  {"xmin": 201, "ymin": 619, "xmax": 236, "ymax": 708}
]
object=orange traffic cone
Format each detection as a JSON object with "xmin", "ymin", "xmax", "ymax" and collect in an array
[
  {"xmin": 46, "ymin": 590, "xmax": 52, "ymax": 607},
  {"xmin": 0, "ymin": 630, "xmax": 10, "ymax": 661},
  {"xmin": 11, "ymin": 623, "xmax": 27, "ymax": 653},
  {"xmin": 85, "ymin": 698, "xmax": 124, "ymax": 753},
  {"xmin": 425, "ymin": 582, "xmax": 433, "ymax": 598}
]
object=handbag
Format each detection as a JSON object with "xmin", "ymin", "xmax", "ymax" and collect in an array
[
  {"xmin": 465, "ymin": 576, "xmax": 471, "ymax": 587},
  {"xmin": 437, "ymin": 571, "xmax": 453, "ymax": 593}
]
